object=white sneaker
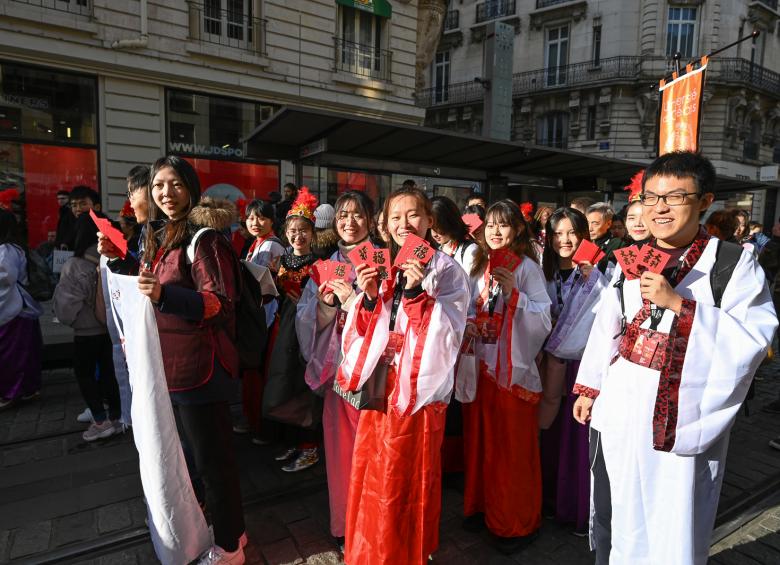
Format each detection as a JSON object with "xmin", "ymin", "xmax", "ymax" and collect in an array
[
  {"xmin": 196, "ymin": 545, "xmax": 245, "ymax": 565},
  {"xmin": 82, "ymin": 420, "xmax": 117, "ymax": 442},
  {"xmin": 76, "ymin": 407, "xmax": 93, "ymax": 423}
]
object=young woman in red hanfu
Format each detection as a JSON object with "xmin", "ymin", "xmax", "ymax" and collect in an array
[
  {"xmin": 296, "ymin": 191, "xmax": 376, "ymax": 549},
  {"xmin": 337, "ymin": 187, "xmax": 469, "ymax": 565},
  {"xmin": 461, "ymin": 199, "xmax": 552, "ymax": 554}
]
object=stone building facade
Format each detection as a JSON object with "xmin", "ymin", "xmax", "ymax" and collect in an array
[
  {"xmin": 419, "ymin": 0, "xmax": 780, "ymax": 215},
  {"xmin": 0, "ymin": 0, "xmax": 425, "ymax": 246}
]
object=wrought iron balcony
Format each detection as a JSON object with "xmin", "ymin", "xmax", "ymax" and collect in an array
[
  {"xmin": 535, "ymin": 0, "xmax": 577, "ymax": 8},
  {"xmin": 476, "ymin": 0, "xmax": 516, "ymax": 23},
  {"xmin": 415, "ymin": 81, "xmax": 485, "ymax": 108},
  {"xmin": 334, "ymin": 38, "xmax": 392, "ymax": 81},
  {"xmin": 416, "ymin": 56, "xmax": 780, "ymax": 108},
  {"xmin": 189, "ymin": 1, "xmax": 267, "ymax": 54},
  {"xmin": 444, "ymin": 9, "xmax": 460, "ymax": 31},
  {"xmin": 11, "ymin": 0, "xmax": 91, "ymax": 16}
]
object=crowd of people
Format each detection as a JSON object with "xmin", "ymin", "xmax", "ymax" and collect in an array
[{"xmin": 1, "ymin": 150, "xmax": 779, "ymax": 565}]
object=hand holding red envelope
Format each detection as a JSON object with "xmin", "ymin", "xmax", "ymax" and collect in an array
[
  {"xmin": 615, "ymin": 245, "xmax": 672, "ymax": 280},
  {"xmin": 571, "ymin": 240, "xmax": 605, "ymax": 266},
  {"xmin": 488, "ymin": 248, "xmax": 522, "ymax": 273},
  {"xmin": 89, "ymin": 209, "xmax": 128, "ymax": 259},
  {"xmin": 462, "ymin": 214, "xmax": 483, "ymax": 235},
  {"xmin": 637, "ymin": 246, "xmax": 671, "ymax": 274},
  {"xmin": 347, "ymin": 241, "xmax": 374, "ymax": 269},
  {"xmin": 394, "ymin": 234, "xmax": 434, "ymax": 268},
  {"xmin": 615, "ymin": 245, "xmax": 642, "ymax": 280}
]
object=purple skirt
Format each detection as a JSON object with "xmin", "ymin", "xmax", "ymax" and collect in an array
[
  {"xmin": 540, "ymin": 360, "xmax": 590, "ymax": 531},
  {"xmin": 0, "ymin": 315, "xmax": 42, "ymax": 400}
]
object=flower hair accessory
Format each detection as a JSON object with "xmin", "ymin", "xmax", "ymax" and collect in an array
[
  {"xmin": 235, "ymin": 198, "xmax": 248, "ymax": 221},
  {"xmin": 286, "ymin": 186, "xmax": 318, "ymax": 223},
  {"xmin": 520, "ymin": 201, "xmax": 534, "ymax": 221},
  {"xmin": 0, "ymin": 188, "xmax": 19, "ymax": 211},
  {"xmin": 624, "ymin": 171, "xmax": 644, "ymax": 203}
]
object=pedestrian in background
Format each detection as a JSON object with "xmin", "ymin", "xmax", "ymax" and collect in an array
[
  {"xmin": 54, "ymin": 216, "xmax": 121, "ymax": 441},
  {"xmin": 312, "ymin": 203, "xmax": 338, "ymax": 259},
  {"xmin": 54, "ymin": 189, "xmax": 75, "ymax": 249},
  {"xmin": 0, "ymin": 208, "xmax": 43, "ymax": 409}
]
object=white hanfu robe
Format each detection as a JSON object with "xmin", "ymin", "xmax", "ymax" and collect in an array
[
  {"xmin": 106, "ymin": 272, "xmax": 211, "ymax": 565},
  {"xmin": 575, "ymin": 236, "xmax": 777, "ymax": 565}
]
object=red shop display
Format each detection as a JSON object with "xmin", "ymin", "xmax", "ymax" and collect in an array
[
  {"xmin": 184, "ymin": 157, "xmax": 279, "ymax": 202},
  {"xmin": 22, "ymin": 144, "xmax": 98, "ymax": 248}
]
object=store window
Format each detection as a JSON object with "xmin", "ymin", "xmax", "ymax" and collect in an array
[
  {"xmin": 0, "ymin": 62, "xmax": 98, "ymax": 248},
  {"xmin": 166, "ymin": 89, "xmax": 280, "ymax": 201},
  {"xmin": 326, "ymin": 168, "xmax": 391, "ymax": 206},
  {"xmin": 666, "ymin": 6, "xmax": 697, "ymax": 58}
]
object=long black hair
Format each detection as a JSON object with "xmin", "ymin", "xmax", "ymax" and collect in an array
[
  {"xmin": 542, "ymin": 207, "xmax": 590, "ymax": 281},
  {"xmin": 431, "ymin": 196, "xmax": 469, "ymax": 245},
  {"xmin": 142, "ymin": 156, "xmax": 201, "ymax": 264},
  {"xmin": 472, "ymin": 199, "xmax": 536, "ymax": 274}
]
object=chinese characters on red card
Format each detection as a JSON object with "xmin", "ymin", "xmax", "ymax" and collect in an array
[
  {"xmin": 394, "ymin": 234, "xmax": 434, "ymax": 267},
  {"xmin": 615, "ymin": 245, "xmax": 672, "ymax": 280}
]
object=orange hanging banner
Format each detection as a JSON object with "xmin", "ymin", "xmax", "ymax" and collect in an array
[{"xmin": 657, "ymin": 60, "xmax": 708, "ymax": 155}]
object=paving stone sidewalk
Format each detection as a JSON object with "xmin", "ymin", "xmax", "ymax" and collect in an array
[{"xmin": 3, "ymin": 360, "xmax": 779, "ymax": 564}]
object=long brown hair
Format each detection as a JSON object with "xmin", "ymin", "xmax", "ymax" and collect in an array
[
  {"xmin": 473, "ymin": 199, "xmax": 538, "ymax": 274},
  {"xmin": 142, "ymin": 156, "xmax": 201, "ymax": 265},
  {"xmin": 541, "ymin": 207, "xmax": 590, "ymax": 281},
  {"xmin": 381, "ymin": 186, "xmax": 434, "ymax": 261}
]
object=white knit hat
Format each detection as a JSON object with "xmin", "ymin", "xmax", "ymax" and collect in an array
[{"xmin": 314, "ymin": 203, "xmax": 336, "ymax": 229}]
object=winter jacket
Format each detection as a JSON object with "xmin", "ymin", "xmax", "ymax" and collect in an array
[
  {"xmin": 113, "ymin": 198, "xmax": 241, "ymax": 392},
  {"xmin": 53, "ymin": 245, "xmax": 105, "ymax": 336}
]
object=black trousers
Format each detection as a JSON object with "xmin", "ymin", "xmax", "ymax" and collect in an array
[
  {"xmin": 73, "ymin": 334, "xmax": 121, "ymax": 422},
  {"xmin": 173, "ymin": 401, "xmax": 245, "ymax": 552},
  {"xmin": 590, "ymin": 427, "xmax": 612, "ymax": 565}
]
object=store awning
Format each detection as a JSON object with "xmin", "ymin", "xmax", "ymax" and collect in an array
[
  {"xmin": 243, "ymin": 106, "xmax": 780, "ymax": 194},
  {"xmin": 336, "ymin": 0, "xmax": 392, "ymax": 18}
]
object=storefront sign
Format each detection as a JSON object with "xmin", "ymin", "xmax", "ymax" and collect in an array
[
  {"xmin": 657, "ymin": 58, "xmax": 707, "ymax": 156},
  {"xmin": 759, "ymin": 165, "xmax": 778, "ymax": 183},
  {"xmin": 169, "ymin": 142, "xmax": 244, "ymax": 158},
  {"xmin": 300, "ymin": 138, "xmax": 327, "ymax": 159},
  {"xmin": 1, "ymin": 93, "xmax": 49, "ymax": 110}
]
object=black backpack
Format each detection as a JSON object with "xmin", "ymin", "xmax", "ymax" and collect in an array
[
  {"xmin": 25, "ymin": 248, "xmax": 55, "ymax": 302},
  {"xmin": 187, "ymin": 229, "xmax": 269, "ymax": 371}
]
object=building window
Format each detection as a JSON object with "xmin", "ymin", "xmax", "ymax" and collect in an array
[
  {"xmin": 586, "ymin": 106, "xmax": 597, "ymax": 140},
  {"xmin": 743, "ymin": 119, "xmax": 761, "ymax": 161},
  {"xmin": 192, "ymin": 0, "xmax": 265, "ymax": 53},
  {"xmin": 433, "ymin": 51, "xmax": 450, "ymax": 104},
  {"xmin": 537, "ymin": 112, "xmax": 569, "ymax": 148},
  {"xmin": 592, "ymin": 25, "xmax": 602, "ymax": 66},
  {"xmin": 545, "ymin": 25, "xmax": 569, "ymax": 87},
  {"xmin": 666, "ymin": 6, "xmax": 697, "ymax": 58},
  {"xmin": 336, "ymin": 6, "xmax": 390, "ymax": 80}
]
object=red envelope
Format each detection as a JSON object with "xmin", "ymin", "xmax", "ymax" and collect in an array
[
  {"xmin": 328, "ymin": 261, "xmax": 353, "ymax": 282},
  {"xmin": 89, "ymin": 209, "xmax": 128, "ymax": 259},
  {"xmin": 488, "ymin": 248, "xmax": 522, "ymax": 273},
  {"xmin": 347, "ymin": 241, "xmax": 374, "ymax": 268},
  {"xmin": 310, "ymin": 259, "xmax": 328, "ymax": 286},
  {"xmin": 462, "ymin": 213, "xmax": 483, "ymax": 235},
  {"xmin": 394, "ymin": 234, "xmax": 434, "ymax": 267},
  {"xmin": 370, "ymin": 248, "xmax": 392, "ymax": 282},
  {"xmin": 571, "ymin": 239, "xmax": 605, "ymax": 266},
  {"xmin": 637, "ymin": 246, "xmax": 672, "ymax": 274},
  {"xmin": 614, "ymin": 245, "xmax": 642, "ymax": 280}
]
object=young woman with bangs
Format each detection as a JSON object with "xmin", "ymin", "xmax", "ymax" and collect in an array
[
  {"xmin": 538, "ymin": 207, "xmax": 607, "ymax": 536},
  {"xmin": 338, "ymin": 187, "xmax": 469, "ymax": 565},
  {"xmin": 430, "ymin": 195, "xmax": 479, "ymax": 277},
  {"xmin": 295, "ymin": 190, "xmax": 376, "ymax": 548},
  {"xmin": 461, "ymin": 199, "xmax": 552, "ymax": 554}
]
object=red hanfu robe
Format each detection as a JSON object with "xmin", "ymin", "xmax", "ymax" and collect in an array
[
  {"xmin": 338, "ymin": 251, "xmax": 469, "ymax": 564},
  {"xmin": 462, "ymin": 258, "xmax": 552, "ymax": 538}
]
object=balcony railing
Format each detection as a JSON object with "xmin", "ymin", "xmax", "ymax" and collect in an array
[
  {"xmin": 476, "ymin": 0, "xmax": 516, "ymax": 23},
  {"xmin": 514, "ymin": 56, "xmax": 642, "ymax": 94},
  {"xmin": 444, "ymin": 9, "xmax": 460, "ymax": 31},
  {"xmin": 416, "ymin": 56, "xmax": 780, "ymax": 108},
  {"xmin": 11, "ymin": 0, "xmax": 91, "ymax": 16},
  {"xmin": 335, "ymin": 38, "xmax": 392, "ymax": 81},
  {"xmin": 189, "ymin": 2, "xmax": 267, "ymax": 54},
  {"xmin": 535, "ymin": 0, "xmax": 576, "ymax": 8}
]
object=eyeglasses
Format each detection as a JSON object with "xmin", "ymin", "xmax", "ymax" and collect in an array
[{"xmin": 640, "ymin": 192, "xmax": 700, "ymax": 206}]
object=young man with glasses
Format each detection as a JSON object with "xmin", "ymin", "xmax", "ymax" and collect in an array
[{"xmin": 572, "ymin": 151, "xmax": 777, "ymax": 565}]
